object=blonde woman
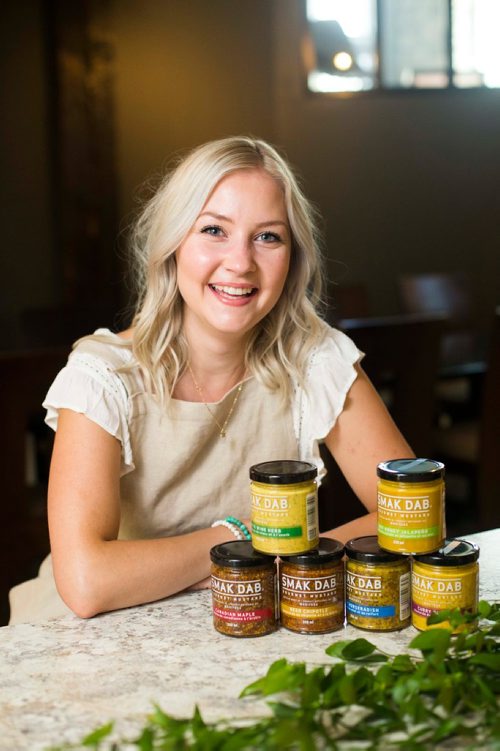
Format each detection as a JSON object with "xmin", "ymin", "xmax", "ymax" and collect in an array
[{"xmin": 9, "ymin": 136, "xmax": 412, "ymax": 623}]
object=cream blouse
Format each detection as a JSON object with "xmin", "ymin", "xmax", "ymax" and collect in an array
[{"xmin": 43, "ymin": 325, "xmax": 362, "ymax": 480}]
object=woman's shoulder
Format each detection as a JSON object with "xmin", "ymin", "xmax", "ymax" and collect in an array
[
  {"xmin": 70, "ymin": 328, "xmax": 135, "ymax": 368},
  {"xmin": 311, "ymin": 322, "xmax": 362, "ymax": 367}
]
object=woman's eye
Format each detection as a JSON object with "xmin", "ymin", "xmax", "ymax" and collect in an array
[
  {"xmin": 201, "ymin": 225, "xmax": 224, "ymax": 237},
  {"xmin": 257, "ymin": 231, "xmax": 281, "ymax": 243}
]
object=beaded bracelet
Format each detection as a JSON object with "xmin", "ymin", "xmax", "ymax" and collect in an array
[
  {"xmin": 211, "ymin": 519, "xmax": 244, "ymax": 540},
  {"xmin": 225, "ymin": 516, "xmax": 252, "ymax": 541}
]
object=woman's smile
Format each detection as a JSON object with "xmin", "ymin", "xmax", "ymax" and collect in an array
[{"xmin": 208, "ymin": 283, "xmax": 258, "ymax": 304}]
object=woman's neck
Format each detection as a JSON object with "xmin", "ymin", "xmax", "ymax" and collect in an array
[{"xmin": 175, "ymin": 330, "xmax": 248, "ymax": 403}]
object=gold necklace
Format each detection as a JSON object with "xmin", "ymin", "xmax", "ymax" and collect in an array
[{"xmin": 187, "ymin": 362, "xmax": 244, "ymax": 438}]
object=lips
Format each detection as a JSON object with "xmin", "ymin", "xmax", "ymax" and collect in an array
[{"xmin": 209, "ymin": 284, "xmax": 257, "ymax": 299}]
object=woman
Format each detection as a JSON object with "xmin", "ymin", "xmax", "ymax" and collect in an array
[{"xmin": 9, "ymin": 136, "xmax": 412, "ymax": 623}]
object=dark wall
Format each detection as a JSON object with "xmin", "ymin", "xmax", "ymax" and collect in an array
[
  {"xmin": 1, "ymin": 0, "xmax": 499, "ymax": 350},
  {"xmin": 0, "ymin": 0, "xmax": 56, "ymax": 349}
]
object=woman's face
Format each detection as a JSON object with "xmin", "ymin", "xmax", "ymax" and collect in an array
[{"xmin": 176, "ymin": 168, "xmax": 291, "ymax": 346}]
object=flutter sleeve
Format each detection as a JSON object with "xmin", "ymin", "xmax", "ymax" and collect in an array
[
  {"xmin": 42, "ymin": 351, "xmax": 134, "ymax": 475},
  {"xmin": 292, "ymin": 326, "xmax": 364, "ymax": 481}
]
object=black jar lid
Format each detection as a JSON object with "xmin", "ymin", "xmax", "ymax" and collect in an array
[
  {"xmin": 210, "ymin": 541, "xmax": 275, "ymax": 568},
  {"xmin": 414, "ymin": 538, "xmax": 480, "ymax": 566},
  {"xmin": 377, "ymin": 458, "xmax": 445, "ymax": 482},
  {"xmin": 281, "ymin": 538, "xmax": 344, "ymax": 565},
  {"xmin": 345, "ymin": 535, "xmax": 406, "ymax": 563},
  {"xmin": 249, "ymin": 460, "xmax": 317, "ymax": 484}
]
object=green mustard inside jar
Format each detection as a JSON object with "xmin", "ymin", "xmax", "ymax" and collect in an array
[
  {"xmin": 377, "ymin": 458, "xmax": 446, "ymax": 554},
  {"xmin": 346, "ymin": 535, "xmax": 411, "ymax": 631},
  {"xmin": 250, "ymin": 460, "xmax": 319, "ymax": 556},
  {"xmin": 280, "ymin": 538, "xmax": 345, "ymax": 634},
  {"xmin": 210, "ymin": 541, "xmax": 277, "ymax": 637},
  {"xmin": 412, "ymin": 538, "xmax": 480, "ymax": 632}
]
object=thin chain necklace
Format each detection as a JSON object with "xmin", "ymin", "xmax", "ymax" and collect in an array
[{"xmin": 187, "ymin": 362, "xmax": 244, "ymax": 438}]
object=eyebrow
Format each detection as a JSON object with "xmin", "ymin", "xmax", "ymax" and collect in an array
[{"xmin": 198, "ymin": 211, "xmax": 288, "ymax": 229}]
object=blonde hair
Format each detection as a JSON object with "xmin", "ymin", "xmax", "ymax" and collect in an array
[{"xmin": 130, "ymin": 135, "xmax": 326, "ymax": 404}]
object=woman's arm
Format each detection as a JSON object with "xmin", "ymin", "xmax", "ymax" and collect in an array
[
  {"xmin": 321, "ymin": 364, "xmax": 415, "ymax": 543},
  {"xmin": 48, "ymin": 409, "xmax": 237, "ymax": 618}
]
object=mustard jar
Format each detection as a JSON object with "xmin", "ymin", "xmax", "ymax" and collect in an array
[
  {"xmin": 377, "ymin": 458, "xmax": 446, "ymax": 554},
  {"xmin": 412, "ymin": 538, "xmax": 480, "ymax": 632},
  {"xmin": 345, "ymin": 535, "xmax": 411, "ymax": 631},
  {"xmin": 250, "ymin": 460, "xmax": 318, "ymax": 556},
  {"xmin": 280, "ymin": 538, "xmax": 345, "ymax": 634},
  {"xmin": 210, "ymin": 541, "xmax": 278, "ymax": 637}
]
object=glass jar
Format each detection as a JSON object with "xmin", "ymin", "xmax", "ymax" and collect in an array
[
  {"xmin": 346, "ymin": 535, "xmax": 411, "ymax": 631},
  {"xmin": 412, "ymin": 538, "xmax": 480, "ymax": 632},
  {"xmin": 210, "ymin": 541, "xmax": 277, "ymax": 637},
  {"xmin": 280, "ymin": 538, "xmax": 345, "ymax": 634},
  {"xmin": 250, "ymin": 460, "xmax": 318, "ymax": 555},
  {"xmin": 377, "ymin": 458, "xmax": 445, "ymax": 554}
]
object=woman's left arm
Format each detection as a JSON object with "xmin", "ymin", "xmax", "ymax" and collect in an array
[{"xmin": 322, "ymin": 363, "xmax": 415, "ymax": 542}]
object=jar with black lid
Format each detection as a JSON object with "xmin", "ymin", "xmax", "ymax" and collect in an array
[
  {"xmin": 250, "ymin": 460, "xmax": 319, "ymax": 556},
  {"xmin": 377, "ymin": 458, "xmax": 446, "ymax": 554},
  {"xmin": 346, "ymin": 535, "xmax": 411, "ymax": 631},
  {"xmin": 280, "ymin": 538, "xmax": 345, "ymax": 634},
  {"xmin": 412, "ymin": 538, "xmax": 480, "ymax": 632},
  {"xmin": 210, "ymin": 541, "xmax": 277, "ymax": 637}
]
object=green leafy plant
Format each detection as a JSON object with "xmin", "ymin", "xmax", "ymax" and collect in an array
[{"xmin": 49, "ymin": 601, "xmax": 500, "ymax": 750}]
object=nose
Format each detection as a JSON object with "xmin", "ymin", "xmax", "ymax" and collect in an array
[{"xmin": 223, "ymin": 236, "xmax": 256, "ymax": 274}]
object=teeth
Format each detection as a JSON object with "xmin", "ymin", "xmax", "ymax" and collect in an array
[{"xmin": 212, "ymin": 285, "xmax": 254, "ymax": 296}]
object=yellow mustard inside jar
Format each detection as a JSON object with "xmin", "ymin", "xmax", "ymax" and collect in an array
[
  {"xmin": 412, "ymin": 538, "xmax": 480, "ymax": 632},
  {"xmin": 250, "ymin": 460, "xmax": 318, "ymax": 556},
  {"xmin": 377, "ymin": 458, "xmax": 445, "ymax": 554},
  {"xmin": 345, "ymin": 535, "xmax": 411, "ymax": 631}
]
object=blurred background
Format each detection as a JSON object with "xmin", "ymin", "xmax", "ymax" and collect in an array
[{"xmin": 0, "ymin": 0, "xmax": 499, "ymax": 623}]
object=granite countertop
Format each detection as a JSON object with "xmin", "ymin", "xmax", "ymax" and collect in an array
[{"xmin": 1, "ymin": 529, "xmax": 498, "ymax": 751}]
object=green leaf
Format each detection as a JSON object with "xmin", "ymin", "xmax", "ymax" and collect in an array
[
  {"xmin": 338, "ymin": 673, "xmax": 357, "ymax": 704},
  {"xmin": 326, "ymin": 637, "xmax": 387, "ymax": 664},
  {"xmin": 81, "ymin": 722, "xmax": 114, "ymax": 746},
  {"xmin": 410, "ymin": 627, "xmax": 451, "ymax": 664},
  {"xmin": 391, "ymin": 654, "xmax": 415, "ymax": 673},
  {"xmin": 240, "ymin": 658, "xmax": 306, "ymax": 697},
  {"xmin": 469, "ymin": 653, "xmax": 500, "ymax": 671}
]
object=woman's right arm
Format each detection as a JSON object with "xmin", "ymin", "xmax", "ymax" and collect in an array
[{"xmin": 48, "ymin": 409, "xmax": 235, "ymax": 619}]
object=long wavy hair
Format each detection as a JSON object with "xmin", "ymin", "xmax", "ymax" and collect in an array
[{"xmin": 129, "ymin": 135, "xmax": 327, "ymax": 404}]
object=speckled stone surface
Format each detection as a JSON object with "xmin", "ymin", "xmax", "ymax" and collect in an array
[{"xmin": 0, "ymin": 530, "xmax": 497, "ymax": 751}]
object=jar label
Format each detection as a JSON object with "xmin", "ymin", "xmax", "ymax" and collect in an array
[
  {"xmin": 251, "ymin": 482, "xmax": 318, "ymax": 555},
  {"xmin": 377, "ymin": 481, "xmax": 445, "ymax": 554},
  {"xmin": 411, "ymin": 564, "xmax": 479, "ymax": 632},
  {"xmin": 347, "ymin": 602, "xmax": 395, "ymax": 618},
  {"xmin": 213, "ymin": 607, "xmax": 273, "ymax": 623},
  {"xmin": 346, "ymin": 569, "xmax": 411, "ymax": 629}
]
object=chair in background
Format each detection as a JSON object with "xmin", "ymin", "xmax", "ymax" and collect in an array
[
  {"xmin": 318, "ymin": 313, "xmax": 445, "ymax": 532},
  {"xmin": 0, "ymin": 347, "xmax": 69, "ymax": 624},
  {"xmin": 432, "ymin": 307, "xmax": 500, "ymax": 533},
  {"xmin": 398, "ymin": 272, "xmax": 487, "ymax": 424}
]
